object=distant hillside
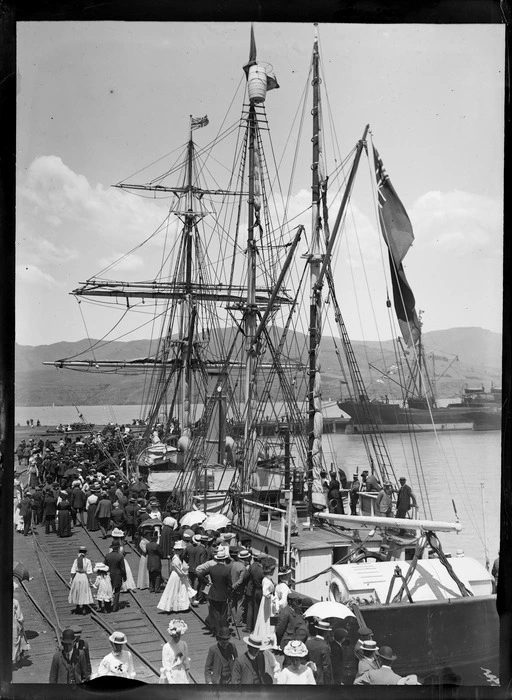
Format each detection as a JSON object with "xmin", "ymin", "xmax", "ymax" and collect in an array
[{"xmin": 15, "ymin": 327, "xmax": 502, "ymax": 407}]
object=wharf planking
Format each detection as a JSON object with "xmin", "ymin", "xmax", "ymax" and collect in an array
[{"xmin": 13, "ymin": 518, "xmax": 249, "ymax": 685}]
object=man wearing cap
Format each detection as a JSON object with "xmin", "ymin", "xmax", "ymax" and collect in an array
[
  {"xmin": 49, "ymin": 628, "xmax": 89, "ymax": 684},
  {"xmin": 375, "ymin": 481, "xmax": 394, "ymax": 517},
  {"xmin": 355, "ymin": 639, "xmax": 380, "ymax": 678},
  {"xmin": 146, "ymin": 531, "xmax": 164, "ymax": 593},
  {"xmin": 103, "ymin": 542, "xmax": 126, "ymax": 612},
  {"xmin": 244, "ymin": 553, "xmax": 264, "ymax": 633},
  {"xmin": 196, "ymin": 550, "xmax": 233, "ymax": 636},
  {"xmin": 396, "ymin": 477, "xmax": 417, "ymax": 519},
  {"xmin": 231, "ymin": 634, "xmax": 272, "ymax": 684},
  {"xmin": 353, "ymin": 646, "xmax": 402, "ymax": 685},
  {"xmin": 96, "ymin": 631, "xmax": 136, "ymax": 678},
  {"xmin": 229, "ymin": 547, "xmax": 248, "ymax": 626},
  {"xmin": 305, "ymin": 620, "xmax": 333, "ymax": 685},
  {"xmin": 275, "ymin": 590, "xmax": 309, "ymax": 650},
  {"xmin": 204, "ymin": 626, "xmax": 238, "ymax": 684},
  {"xmin": 185, "ymin": 534, "xmax": 208, "ymax": 605},
  {"xmin": 354, "ymin": 625, "xmax": 378, "ymax": 662},
  {"xmin": 350, "ymin": 474, "xmax": 360, "ymax": 515}
]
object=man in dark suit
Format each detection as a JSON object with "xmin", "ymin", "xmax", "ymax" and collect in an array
[
  {"xmin": 96, "ymin": 492, "xmax": 112, "ymax": 539},
  {"xmin": 330, "ymin": 627, "xmax": 349, "ymax": 685},
  {"xmin": 146, "ymin": 532, "xmax": 164, "ymax": 593},
  {"xmin": 244, "ymin": 554, "xmax": 264, "ymax": 632},
  {"xmin": 231, "ymin": 634, "xmax": 270, "ymax": 684},
  {"xmin": 196, "ymin": 551, "xmax": 232, "ymax": 636},
  {"xmin": 43, "ymin": 488, "xmax": 57, "ymax": 534},
  {"xmin": 18, "ymin": 492, "xmax": 33, "ymax": 536},
  {"xmin": 69, "ymin": 481, "xmax": 87, "ymax": 527},
  {"xmin": 275, "ymin": 591, "xmax": 309, "ymax": 649},
  {"xmin": 204, "ymin": 626, "xmax": 238, "ymax": 684},
  {"xmin": 124, "ymin": 498, "xmax": 138, "ymax": 542},
  {"xmin": 49, "ymin": 628, "xmax": 89, "ymax": 684},
  {"xmin": 104, "ymin": 542, "xmax": 126, "ymax": 612},
  {"xmin": 305, "ymin": 620, "xmax": 333, "ymax": 684},
  {"xmin": 186, "ymin": 534, "xmax": 208, "ymax": 605}
]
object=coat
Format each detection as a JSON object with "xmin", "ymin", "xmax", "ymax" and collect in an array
[
  {"xmin": 49, "ymin": 648, "xmax": 88, "ymax": 683},
  {"xmin": 275, "ymin": 605, "xmax": 308, "ymax": 648},
  {"xmin": 207, "ymin": 563, "xmax": 232, "ymax": 602},
  {"xmin": 96, "ymin": 497, "xmax": 112, "ymax": 519},
  {"xmin": 306, "ymin": 636, "xmax": 333, "ymax": 685},
  {"xmin": 103, "ymin": 550, "xmax": 127, "ymax": 589},
  {"xmin": 70, "ymin": 487, "xmax": 87, "ymax": 509},
  {"xmin": 204, "ymin": 642, "xmax": 238, "ymax": 684},
  {"xmin": 146, "ymin": 541, "xmax": 164, "ymax": 572},
  {"xmin": 43, "ymin": 494, "xmax": 57, "ymax": 517},
  {"xmin": 353, "ymin": 664, "xmax": 402, "ymax": 685},
  {"xmin": 231, "ymin": 651, "xmax": 270, "ymax": 684}
]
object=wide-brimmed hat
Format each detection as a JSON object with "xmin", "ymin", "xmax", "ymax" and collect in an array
[
  {"xmin": 111, "ymin": 528, "xmax": 125, "ymax": 538},
  {"xmin": 377, "ymin": 645, "xmax": 397, "ymax": 662},
  {"xmin": 283, "ymin": 640, "xmax": 308, "ymax": 658},
  {"xmin": 315, "ymin": 620, "xmax": 332, "ymax": 632},
  {"xmin": 61, "ymin": 629, "xmax": 75, "ymax": 643},
  {"xmin": 192, "ymin": 534, "xmax": 203, "ymax": 544},
  {"xmin": 109, "ymin": 631, "xmax": 128, "ymax": 645},
  {"xmin": 361, "ymin": 640, "xmax": 379, "ymax": 653},
  {"xmin": 278, "ymin": 566, "xmax": 291, "ymax": 577},
  {"xmin": 243, "ymin": 634, "xmax": 265, "ymax": 649},
  {"xmin": 173, "ymin": 540, "xmax": 185, "ymax": 550},
  {"xmin": 78, "ymin": 546, "xmax": 88, "ymax": 553},
  {"xmin": 216, "ymin": 627, "xmax": 232, "ymax": 640},
  {"xmin": 94, "ymin": 563, "xmax": 109, "ymax": 572},
  {"xmin": 168, "ymin": 619, "xmax": 188, "ymax": 635}
]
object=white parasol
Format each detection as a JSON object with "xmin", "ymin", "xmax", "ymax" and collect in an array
[
  {"xmin": 304, "ymin": 601, "xmax": 356, "ymax": 620},
  {"xmin": 202, "ymin": 513, "xmax": 231, "ymax": 531},
  {"xmin": 179, "ymin": 511, "xmax": 207, "ymax": 527}
]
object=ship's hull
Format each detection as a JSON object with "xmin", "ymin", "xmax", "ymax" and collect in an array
[
  {"xmin": 338, "ymin": 400, "xmax": 501, "ymax": 432},
  {"xmin": 341, "ymin": 594, "xmax": 499, "ymax": 686}
]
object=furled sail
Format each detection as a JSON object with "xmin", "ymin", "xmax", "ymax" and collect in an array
[{"xmin": 373, "ymin": 145, "xmax": 421, "ymax": 346}]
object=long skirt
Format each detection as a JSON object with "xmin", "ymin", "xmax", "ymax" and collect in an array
[
  {"xmin": 137, "ymin": 555, "xmax": 149, "ymax": 590},
  {"xmin": 68, "ymin": 572, "xmax": 94, "ymax": 605},
  {"xmin": 86, "ymin": 503, "xmax": 99, "ymax": 531},
  {"xmin": 157, "ymin": 571, "xmax": 194, "ymax": 612},
  {"xmin": 121, "ymin": 557, "xmax": 136, "ymax": 592},
  {"xmin": 160, "ymin": 525, "xmax": 174, "ymax": 558},
  {"xmin": 57, "ymin": 510, "xmax": 72, "ymax": 537},
  {"xmin": 253, "ymin": 595, "xmax": 277, "ymax": 646},
  {"xmin": 95, "ymin": 575, "xmax": 113, "ymax": 602}
]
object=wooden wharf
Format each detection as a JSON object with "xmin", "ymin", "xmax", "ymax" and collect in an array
[{"xmin": 12, "ymin": 520, "xmax": 249, "ymax": 684}]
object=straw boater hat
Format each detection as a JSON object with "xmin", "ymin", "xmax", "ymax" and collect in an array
[
  {"xmin": 283, "ymin": 640, "xmax": 308, "ymax": 657},
  {"xmin": 78, "ymin": 546, "xmax": 88, "ymax": 553},
  {"xmin": 173, "ymin": 540, "xmax": 186, "ymax": 550},
  {"xmin": 238, "ymin": 549, "xmax": 251, "ymax": 560},
  {"xmin": 214, "ymin": 550, "xmax": 229, "ymax": 561},
  {"xmin": 377, "ymin": 646, "xmax": 397, "ymax": 662},
  {"xmin": 192, "ymin": 534, "xmax": 202, "ymax": 544},
  {"xmin": 361, "ymin": 640, "xmax": 379, "ymax": 653},
  {"xmin": 109, "ymin": 631, "xmax": 128, "ymax": 645},
  {"xmin": 243, "ymin": 634, "xmax": 265, "ymax": 649},
  {"xmin": 315, "ymin": 620, "xmax": 332, "ymax": 633},
  {"xmin": 278, "ymin": 566, "xmax": 291, "ymax": 577},
  {"xmin": 168, "ymin": 619, "xmax": 188, "ymax": 635},
  {"xmin": 111, "ymin": 528, "xmax": 125, "ymax": 538}
]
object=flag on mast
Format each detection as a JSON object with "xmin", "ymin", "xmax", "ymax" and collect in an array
[
  {"xmin": 191, "ymin": 115, "xmax": 209, "ymax": 130},
  {"xmin": 373, "ymin": 145, "xmax": 421, "ymax": 347}
]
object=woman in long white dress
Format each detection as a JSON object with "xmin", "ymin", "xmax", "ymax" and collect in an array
[
  {"xmin": 157, "ymin": 541, "xmax": 196, "ymax": 613},
  {"xmin": 275, "ymin": 566, "xmax": 291, "ymax": 612},
  {"xmin": 13, "ymin": 583, "xmax": 30, "ymax": 665},
  {"xmin": 159, "ymin": 619, "xmax": 191, "ymax": 684},
  {"xmin": 13, "ymin": 480, "xmax": 24, "ymax": 533},
  {"xmin": 253, "ymin": 557, "xmax": 277, "ymax": 647},
  {"xmin": 137, "ymin": 535, "xmax": 150, "ymax": 589},
  {"xmin": 68, "ymin": 546, "xmax": 94, "ymax": 614}
]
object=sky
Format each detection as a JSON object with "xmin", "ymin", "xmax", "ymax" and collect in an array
[{"xmin": 16, "ymin": 22, "xmax": 504, "ymax": 347}]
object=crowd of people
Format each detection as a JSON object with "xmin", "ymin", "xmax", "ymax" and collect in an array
[{"xmin": 14, "ymin": 432, "xmax": 425, "ymax": 685}]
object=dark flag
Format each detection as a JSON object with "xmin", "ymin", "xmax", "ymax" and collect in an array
[
  {"xmin": 242, "ymin": 24, "xmax": 279, "ymax": 91},
  {"xmin": 373, "ymin": 145, "xmax": 421, "ymax": 346},
  {"xmin": 191, "ymin": 115, "xmax": 209, "ymax": 130}
]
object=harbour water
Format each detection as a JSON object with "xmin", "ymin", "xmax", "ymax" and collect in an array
[{"xmin": 15, "ymin": 404, "xmax": 501, "ymax": 567}]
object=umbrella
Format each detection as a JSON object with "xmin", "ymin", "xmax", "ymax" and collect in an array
[
  {"xmin": 202, "ymin": 513, "xmax": 231, "ymax": 531},
  {"xmin": 180, "ymin": 511, "xmax": 207, "ymax": 527},
  {"xmin": 304, "ymin": 601, "xmax": 356, "ymax": 620},
  {"xmin": 63, "ymin": 467, "xmax": 79, "ymax": 477},
  {"xmin": 138, "ymin": 518, "xmax": 163, "ymax": 529}
]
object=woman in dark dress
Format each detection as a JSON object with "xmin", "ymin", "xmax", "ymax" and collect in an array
[
  {"xmin": 86, "ymin": 488, "xmax": 100, "ymax": 531},
  {"xmin": 57, "ymin": 491, "xmax": 72, "ymax": 537}
]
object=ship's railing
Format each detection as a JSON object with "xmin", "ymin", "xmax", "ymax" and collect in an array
[{"xmin": 239, "ymin": 497, "xmax": 286, "ymax": 545}]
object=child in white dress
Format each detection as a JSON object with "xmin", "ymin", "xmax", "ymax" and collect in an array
[{"xmin": 92, "ymin": 563, "xmax": 113, "ymax": 613}]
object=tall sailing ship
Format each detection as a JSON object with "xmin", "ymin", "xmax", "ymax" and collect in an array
[{"xmin": 45, "ymin": 25, "xmax": 499, "ymax": 685}]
